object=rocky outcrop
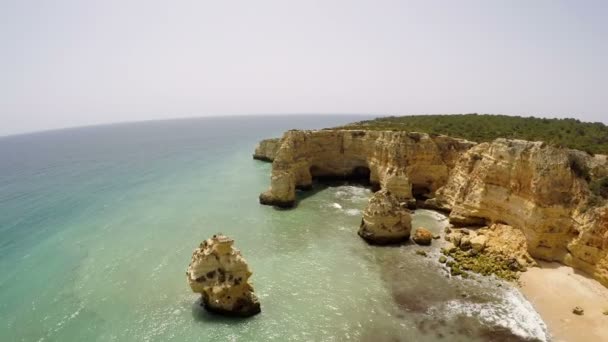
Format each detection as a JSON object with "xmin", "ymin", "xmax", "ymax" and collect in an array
[
  {"xmin": 253, "ymin": 138, "xmax": 281, "ymax": 162},
  {"xmin": 259, "ymin": 130, "xmax": 475, "ymax": 207},
  {"xmin": 412, "ymin": 227, "xmax": 433, "ymax": 245},
  {"xmin": 482, "ymin": 224, "xmax": 536, "ymax": 267},
  {"xmin": 445, "ymin": 225, "xmax": 536, "ymax": 269},
  {"xmin": 256, "ymin": 129, "xmax": 608, "ymax": 286},
  {"xmin": 565, "ymin": 205, "xmax": 608, "ymax": 285},
  {"xmin": 187, "ymin": 234, "xmax": 261, "ymax": 317},
  {"xmin": 358, "ymin": 190, "xmax": 412, "ymax": 244},
  {"xmin": 434, "ymin": 139, "xmax": 608, "ymax": 286}
]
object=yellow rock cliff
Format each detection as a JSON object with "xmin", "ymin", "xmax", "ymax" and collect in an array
[{"xmin": 256, "ymin": 129, "xmax": 608, "ymax": 287}]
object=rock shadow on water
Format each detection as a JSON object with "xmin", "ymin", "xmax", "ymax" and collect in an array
[{"xmin": 190, "ymin": 297, "xmax": 258, "ymax": 324}]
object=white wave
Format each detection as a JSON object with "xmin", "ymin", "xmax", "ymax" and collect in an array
[
  {"xmin": 438, "ymin": 287, "xmax": 549, "ymax": 342},
  {"xmin": 333, "ymin": 186, "xmax": 371, "ymax": 202},
  {"xmin": 344, "ymin": 209, "xmax": 360, "ymax": 216},
  {"xmin": 415, "ymin": 209, "xmax": 448, "ymax": 221},
  {"xmin": 331, "ymin": 203, "xmax": 343, "ymax": 209}
]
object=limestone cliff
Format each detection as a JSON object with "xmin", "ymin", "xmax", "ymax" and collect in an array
[
  {"xmin": 358, "ymin": 189, "xmax": 412, "ymax": 244},
  {"xmin": 256, "ymin": 129, "xmax": 608, "ymax": 287},
  {"xmin": 259, "ymin": 129, "xmax": 475, "ymax": 207},
  {"xmin": 433, "ymin": 139, "xmax": 608, "ymax": 286},
  {"xmin": 187, "ymin": 234, "xmax": 261, "ymax": 317},
  {"xmin": 253, "ymin": 138, "xmax": 281, "ymax": 162}
]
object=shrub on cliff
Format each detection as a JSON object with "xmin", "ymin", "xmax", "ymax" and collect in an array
[
  {"xmin": 590, "ymin": 177, "xmax": 608, "ymax": 199},
  {"xmin": 334, "ymin": 114, "xmax": 608, "ymax": 155},
  {"xmin": 568, "ymin": 154, "xmax": 591, "ymax": 181}
]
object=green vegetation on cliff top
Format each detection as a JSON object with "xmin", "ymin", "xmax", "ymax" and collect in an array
[{"xmin": 334, "ymin": 114, "xmax": 608, "ymax": 155}]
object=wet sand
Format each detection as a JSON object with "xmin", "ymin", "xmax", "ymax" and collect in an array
[{"xmin": 519, "ymin": 261, "xmax": 608, "ymax": 342}]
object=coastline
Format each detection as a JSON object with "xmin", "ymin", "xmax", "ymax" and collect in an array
[
  {"xmin": 253, "ymin": 127, "xmax": 608, "ymax": 340},
  {"xmin": 518, "ymin": 261, "xmax": 608, "ymax": 342}
]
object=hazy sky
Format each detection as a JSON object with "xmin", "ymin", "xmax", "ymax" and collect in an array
[{"xmin": 1, "ymin": 0, "xmax": 607, "ymax": 136}]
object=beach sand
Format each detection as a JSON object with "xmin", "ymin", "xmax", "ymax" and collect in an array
[{"xmin": 518, "ymin": 261, "xmax": 608, "ymax": 342}]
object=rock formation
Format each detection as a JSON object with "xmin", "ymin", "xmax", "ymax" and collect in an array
[
  {"xmin": 187, "ymin": 234, "xmax": 261, "ymax": 317},
  {"xmin": 433, "ymin": 139, "xmax": 608, "ymax": 285},
  {"xmin": 358, "ymin": 190, "xmax": 412, "ymax": 244},
  {"xmin": 253, "ymin": 138, "xmax": 281, "ymax": 162},
  {"xmin": 444, "ymin": 224, "xmax": 537, "ymax": 279},
  {"xmin": 412, "ymin": 227, "xmax": 433, "ymax": 246},
  {"xmin": 255, "ymin": 129, "xmax": 608, "ymax": 287},
  {"xmin": 259, "ymin": 129, "xmax": 475, "ymax": 207}
]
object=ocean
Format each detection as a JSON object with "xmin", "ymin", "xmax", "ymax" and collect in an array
[{"xmin": 0, "ymin": 115, "xmax": 548, "ymax": 341}]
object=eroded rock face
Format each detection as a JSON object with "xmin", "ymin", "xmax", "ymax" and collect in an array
[
  {"xmin": 258, "ymin": 130, "xmax": 475, "ymax": 207},
  {"xmin": 187, "ymin": 234, "xmax": 261, "ymax": 317},
  {"xmin": 358, "ymin": 190, "xmax": 412, "ymax": 244},
  {"xmin": 253, "ymin": 138, "xmax": 281, "ymax": 162},
  {"xmin": 435, "ymin": 139, "xmax": 608, "ymax": 286},
  {"xmin": 256, "ymin": 130, "xmax": 608, "ymax": 287}
]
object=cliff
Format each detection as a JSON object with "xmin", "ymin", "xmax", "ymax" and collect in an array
[
  {"xmin": 259, "ymin": 129, "xmax": 475, "ymax": 207},
  {"xmin": 433, "ymin": 139, "xmax": 608, "ymax": 285},
  {"xmin": 256, "ymin": 129, "xmax": 608, "ymax": 287},
  {"xmin": 253, "ymin": 138, "xmax": 281, "ymax": 162}
]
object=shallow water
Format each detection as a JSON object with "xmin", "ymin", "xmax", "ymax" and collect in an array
[{"xmin": 0, "ymin": 115, "xmax": 548, "ymax": 341}]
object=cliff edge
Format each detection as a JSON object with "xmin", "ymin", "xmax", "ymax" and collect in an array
[{"xmin": 253, "ymin": 138, "xmax": 281, "ymax": 162}]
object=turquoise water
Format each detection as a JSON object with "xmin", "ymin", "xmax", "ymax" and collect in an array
[{"xmin": 0, "ymin": 116, "xmax": 548, "ymax": 341}]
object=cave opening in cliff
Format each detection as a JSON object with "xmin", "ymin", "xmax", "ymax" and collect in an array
[
  {"xmin": 411, "ymin": 184, "xmax": 432, "ymax": 200},
  {"xmin": 308, "ymin": 165, "xmax": 372, "ymax": 187}
]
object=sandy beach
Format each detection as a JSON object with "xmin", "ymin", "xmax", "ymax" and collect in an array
[{"xmin": 519, "ymin": 261, "xmax": 608, "ymax": 342}]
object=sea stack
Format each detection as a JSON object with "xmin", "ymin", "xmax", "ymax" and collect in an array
[
  {"xmin": 358, "ymin": 189, "xmax": 412, "ymax": 244},
  {"xmin": 186, "ymin": 234, "xmax": 261, "ymax": 317}
]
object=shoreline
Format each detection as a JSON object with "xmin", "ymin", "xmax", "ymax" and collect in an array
[{"xmin": 518, "ymin": 261, "xmax": 608, "ymax": 342}]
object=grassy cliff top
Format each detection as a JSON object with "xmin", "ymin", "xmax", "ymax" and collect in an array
[{"xmin": 333, "ymin": 114, "xmax": 608, "ymax": 155}]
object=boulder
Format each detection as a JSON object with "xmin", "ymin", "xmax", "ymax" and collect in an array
[
  {"xmin": 450, "ymin": 232, "xmax": 463, "ymax": 247},
  {"xmin": 471, "ymin": 235, "xmax": 488, "ymax": 252},
  {"xmin": 358, "ymin": 190, "xmax": 412, "ymax": 245},
  {"xmin": 187, "ymin": 234, "xmax": 261, "ymax": 317},
  {"xmin": 415, "ymin": 250, "xmax": 428, "ymax": 257},
  {"xmin": 460, "ymin": 236, "xmax": 472, "ymax": 251},
  {"xmin": 572, "ymin": 306, "xmax": 584, "ymax": 315},
  {"xmin": 441, "ymin": 242, "xmax": 457, "ymax": 254},
  {"xmin": 412, "ymin": 227, "xmax": 433, "ymax": 246}
]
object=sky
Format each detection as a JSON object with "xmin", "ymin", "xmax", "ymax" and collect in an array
[{"xmin": 0, "ymin": 0, "xmax": 607, "ymax": 136}]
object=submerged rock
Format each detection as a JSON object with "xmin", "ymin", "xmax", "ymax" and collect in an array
[
  {"xmin": 415, "ymin": 250, "xmax": 428, "ymax": 257},
  {"xmin": 412, "ymin": 227, "xmax": 433, "ymax": 246},
  {"xmin": 358, "ymin": 190, "xmax": 412, "ymax": 245},
  {"xmin": 186, "ymin": 234, "xmax": 261, "ymax": 317},
  {"xmin": 573, "ymin": 306, "xmax": 585, "ymax": 315}
]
